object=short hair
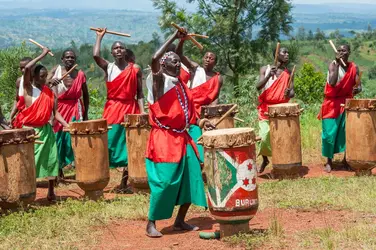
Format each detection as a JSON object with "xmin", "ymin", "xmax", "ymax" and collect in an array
[
  {"xmin": 126, "ymin": 49, "xmax": 134, "ymax": 57},
  {"xmin": 20, "ymin": 57, "xmax": 32, "ymax": 62},
  {"xmin": 61, "ymin": 48, "xmax": 76, "ymax": 59},
  {"xmin": 340, "ymin": 44, "xmax": 351, "ymax": 51},
  {"xmin": 34, "ymin": 64, "xmax": 47, "ymax": 75},
  {"xmin": 272, "ymin": 46, "xmax": 287, "ymax": 59},
  {"xmin": 111, "ymin": 41, "xmax": 126, "ymax": 50},
  {"xmin": 166, "ymin": 43, "xmax": 176, "ymax": 53}
]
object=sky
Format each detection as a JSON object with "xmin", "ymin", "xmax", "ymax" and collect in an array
[{"xmin": 0, "ymin": 0, "xmax": 375, "ymax": 11}]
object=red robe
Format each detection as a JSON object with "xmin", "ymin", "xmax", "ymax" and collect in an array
[
  {"xmin": 257, "ymin": 70, "xmax": 291, "ymax": 120},
  {"xmin": 318, "ymin": 62, "xmax": 357, "ymax": 119},
  {"xmin": 103, "ymin": 63, "xmax": 140, "ymax": 124},
  {"xmin": 53, "ymin": 71, "xmax": 86, "ymax": 132},
  {"xmin": 13, "ymin": 85, "xmax": 54, "ymax": 128},
  {"xmin": 179, "ymin": 66, "xmax": 191, "ymax": 85},
  {"xmin": 147, "ymin": 81, "xmax": 199, "ymax": 163}
]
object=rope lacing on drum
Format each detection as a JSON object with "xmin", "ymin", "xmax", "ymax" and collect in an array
[{"xmin": 154, "ymin": 82, "xmax": 189, "ymax": 133}]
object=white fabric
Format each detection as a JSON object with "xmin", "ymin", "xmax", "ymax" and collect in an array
[
  {"xmin": 327, "ymin": 61, "xmax": 346, "ymax": 83},
  {"xmin": 18, "ymin": 75, "xmax": 41, "ymax": 104},
  {"xmin": 261, "ymin": 65, "xmax": 277, "ymax": 93},
  {"xmin": 190, "ymin": 66, "xmax": 207, "ymax": 89},
  {"xmin": 53, "ymin": 65, "xmax": 67, "ymax": 96},
  {"xmin": 107, "ymin": 62, "xmax": 122, "ymax": 82},
  {"xmin": 146, "ymin": 73, "xmax": 178, "ymax": 104}
]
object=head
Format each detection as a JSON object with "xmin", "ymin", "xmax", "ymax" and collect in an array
[
  {"xmin": 125, "ymin": 49, "xmax": 135, "ymax": 63},
  {"xmin": 160, "ymin": 51, "xmax": 181, "ymax": 77},
  {"xmin": 19, "ymin": 57, "xmax": 32, "ymax": 74},
  {"xmin": 33, "ymin": 64, "xmax": 48, "ymax": 87},
  {"xmin": 274, "ymin": 47, "xmax": 289, "ymax": 64},
  {"xmin": 337, "ymin": 44, "xmax": 351, "ymax": 62},
  {"xmin": 111, "ymin": 41, "xmax": 126, "ymax": 62},
  {"xmin": 61, "ymin": 49, "xmax": 76, "ymax": 69},
  {"xmin": 202, "ymin": 52, "xmax": 217, "ymax": 71}
]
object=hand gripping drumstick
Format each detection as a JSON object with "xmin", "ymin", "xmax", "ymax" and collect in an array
[
  {"xmin": 59, "ymin": 64, "xmax": 78, "ymax": 81},
  {"xmin": 171, "ymin": 22, "xmax": 204, "ymax": 50},
  {"xmin": 28, "ymin": 39, "xmax": 54, "ymax": 56},
  {"xmin": 285, "ymin": 65, "xmax": 296, "ymax": 98},
  {"xmin": 329, "ymin": 40, "xmax": 346, "ymax": 67},
  {"xmin": 274, "ymin": 42, "xmax": 280, "ymax": 66},
  {"xmin": 90, "ymin": 27, "xmax": 131, "ymax": 37}
]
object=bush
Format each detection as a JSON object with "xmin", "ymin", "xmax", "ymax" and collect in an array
[{"xmin": 368, "ymin": 64, "xmax": 376, "ymax": 80}]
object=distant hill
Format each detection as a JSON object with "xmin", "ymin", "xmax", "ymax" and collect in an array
[{"xmin": 1, "ymin": 4, "xmax": 376, "ymax": 48}]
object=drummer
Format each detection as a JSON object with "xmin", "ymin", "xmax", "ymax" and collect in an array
[
  {"xmin": 13, "ymin": 47, "xmax": 69, "ymax": 201},
  {"xmin": 145, "ymin": 29, "xmax": 214, "ymax": 237},
  {"xmin": 318, "ymin": 44, "xmax": 361, "ymax": 173},
  {"xmin": 256, "ymin": 46, "xmax": 295, "ymax": 173},
  {"xmin": 0, "ymin": 107, "xmax": 10, "ymax": 129},
  {"xmin": 93, "ymin": 28, "xmax": 145, "ymax": 191}
]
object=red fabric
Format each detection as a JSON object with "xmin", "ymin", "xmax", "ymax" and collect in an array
[
  {"xmin": 13, "ymin": 85, "xmax": 54, "ymax": 128},
  {"xmin": 147, "ymin": 82, "xmax": 199, "ymax": 163},
  {"xmin": 190, "ymin": 73, "xmax": 221, "ymax": 117},
  {"xmin": 318, "ymin": 62, "xmax": 357, "ymax": 119},
  {"xmin": 53, "ymin": 70, "xmax": 86, "ymax": 132},
  {"xmin": 257, "ymin": 70, "xmax": 291, "ymax": 120},
  {"xmin": 103, "ymin": 63, "xmax": 140, "ymax": 124},
  {"xmin": 179, "ymin": 67, "xmax": 190, "ymax": 85}
]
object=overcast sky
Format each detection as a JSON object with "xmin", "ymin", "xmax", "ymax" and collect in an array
[{"xmin": 0, "ymin": 0, "xmax": 375, "ymax": 11}]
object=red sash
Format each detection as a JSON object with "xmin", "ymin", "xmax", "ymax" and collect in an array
[
  {"xmin": 318, "ymin": 62, "xmax": 357, "ymax": 119},
  {"xmin": 147, "ymin": 82, "xmax": 199, "ymax": 163},
  {"xmin": 13, "ymin": 85, "xmax": 54, "ymax": 128},
  {"xmin": 53, "ymin": 70, "xmax": 86, "ymax": 132},
  {"xmin": 257, "ymin": 70, "xmax": 290, "ymax": 120},
  {"xmin": 103, "ymin": 63, "xmax": 140, "ymax": 124},
  {"xmin": 179, "ymin": 67, "xmax": 190, "ymax": 85},
  {"xmin": 190, "ymin": 73, "xmax": 220, "ymax": 117}
]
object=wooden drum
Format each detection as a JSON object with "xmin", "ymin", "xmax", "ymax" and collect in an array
[
  {"xmin": 345, "ymin": 99, "xmax": 376, "ymax": 176},
  {"xmin": 267, "ymin": 103, "xmax": 303, "ymax": 179},
  {"xmin": 123, "ymin": 114, "xmax": 150, "ymax": 193},
  {"xmin": 0, "ymin": 128, "xmax": 36, "ymax": 208},
  {"xmin": 67, "ymin": 119, "xmax": 110, "ymax": 199},
  {"xmin": 200, "ymin": 128, "xmax": 258, "ymax": 237},
  {"xmin": 200, "ymin": 104, "xmax": 238, "ymax": 129}
]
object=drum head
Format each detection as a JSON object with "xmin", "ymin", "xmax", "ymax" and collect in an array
[
  {"xmin": 69, "ymin": 119, "xmax": 108, "ymax": 134},
  {"xmin": 201, "ymin": 128, "xmax": 255, "ymax": 148},
  {"xmin": 0, "ymin": 128, "xmax": 35, "ymax": 145}
]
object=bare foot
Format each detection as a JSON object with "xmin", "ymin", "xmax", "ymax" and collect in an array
[
  {"xmin": 258, "ymin": 156, "xmax": 269, "ymax": 174},
  {"xmin": 173, "ymin": 221, "xmax": 199, "ymax": 231},
  {"xmin": 324, "ymin": 163, "xmax": 332, "ymax": 173},
  {"xmin": 146, "ymin": 220, "xmax": 163, "ymax": 238}
]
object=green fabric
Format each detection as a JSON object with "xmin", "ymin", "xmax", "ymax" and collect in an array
[
  {"xmin": 146, "ymin": 144, "xmax": 207, "ymax": 221},
  {"xmin": 107, "ymin": 124, "xmax": 127, "ymax": 168},
  {"xmin": 188, "ymin": 124, "xmax": 204, "ymax": 162},
  {"xmin": 322, "ymin": 112, "xmax": 346, "ymax": 159},
  {"xmin": 34, "ymin": 124, "xmax": 59, "ymax": 178},
  {"xmin": 257, "ymin": 120, "xmax": 272, "ymax": 157},
  {"xmin": 56, "ymin": 131, "xmax": 74, "ymax": 169}
]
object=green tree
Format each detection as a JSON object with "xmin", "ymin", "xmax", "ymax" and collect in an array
[
  {"xmin": 294, "ymin": 63, "xmax": 326, "ymax": 104},
  {"xmin": 296, "ymin": 26, "xmax": 306, "ymax": 41},
  {"xmin": 307, "ymin": 30, "xmax": 314, "ymax": 40},
  {"xmin": 315, "ymin": 28, "xmax": 326, "ymax": 41},
  {"xmin": 153, "ymin": 0, "xmax": 293, "ymax": 96},
  {"xmin": 368, "ymin": 64, "xmax": 376, "ymax": 80}
]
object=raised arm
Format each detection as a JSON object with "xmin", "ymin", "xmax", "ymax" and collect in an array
[
  {"xmin": 256, "ymin": 65, "xmax": 276, "ymax": 90},
  {"xmin": 82, "ymin": 79, "xmax": 89, "ymax": 120},
  {"xmin": 24, "ymin": 47, "xmax": 50, "ymax": 90},
  {"xmin": 151, "ymin": 30, "xmax": 179, "ymax": 74},
  {"xmin": 93, "ymin": 28, "xmax": 109, "ymax": 72},
  {"xmin": 47, "ymin": 65, "xmax": 61, "ymax": 88},
  {"xmin": 176, "ymin": 37, "xmax": 199, "ymax": 72},
  {"xmin": 328, "ymin": 61, "xmax": 340, "ymax": 87},
  {"xmin": 135, "ymin": 64, "xmax": 145, "ymax": 113}
]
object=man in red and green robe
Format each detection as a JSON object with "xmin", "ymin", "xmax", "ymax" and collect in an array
[
  {"xmin": 256, "ymin": 47, "xmax": 294, "ymax": 173},
  {"xmin": 318, "ymin": 44, "xmax": 361, "ymax": 173}
]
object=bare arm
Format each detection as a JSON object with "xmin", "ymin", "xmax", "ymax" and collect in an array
[
  {"xmin": 353, "ymin": 65, "xmax": 362, "ymax": 95},
  {"xmin": 53, "ymin": 95, "xmax": 68, "ymax": 127},
  {"xmin": 93, "ymin": 28, "xmax": 109, "ymax": 73},
  {"xmin": 10, "ymin": 77, "xmax": 21, "ymax": 119},
  {"xmin": 24, "ymin": 48, "xmax": 50, "ymax": 90},
  {"xmin": 82, "ymin": 81, "xmax": 89, "ymax": 120},
  {"xmin": 135, "ymin": 64, "xmax": 145, "ymax": 113},
  {"xmin": 256, "ymin": 66, "xmax": 276, "ymax": 90},
  {"xmin": 176, "ymin": 38, "xmax": 199, "ymax": 72},
  {"xmin": 328, "ymin": 61, "xmax": 340, "ymax": 87}
]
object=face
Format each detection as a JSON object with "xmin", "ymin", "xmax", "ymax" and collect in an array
[
  {"xmin": 34, "ymin": 68, "xmax": 48, "ymax": 87},
  {"xmin": 111, "ymin": 42, "xmax": 126, "ymax": 60},
  {"xmin": 203, "ymin": 52, "xmax": 216, "ymax": 69},
  {"xmin": 163, "ymin": 53, "xmax": 181, "ymax": 77},
  {"xmin": 19, "ymin": 61, "xmax": 29, "ymax": 74},
  {"xmin": 278, "ymin": 48, "xmax": 289, "ymax": 63},
  {"xmin": 337, "ymin": 45, "xmax": 350, "ymax": 61},
  {"xmin": 62, "ymin": 51, "xmax": 76, "ymax": 69}
]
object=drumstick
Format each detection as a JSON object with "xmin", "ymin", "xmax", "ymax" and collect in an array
[
  {"xmin": 90, "ymin": 27, "xmax": 131, "ymax": 37},
  {"xmin": 234, "ymin": 117, "xmax": 245, "ymax": 123},
  {"xmin": 59, "ymin": 64, "xmax": 78, "ymax": 81},
  {"xmin": 354, "ymin": 71, "xmax": 363, "ymax": 89},
  {"xmin": 285, "ymin": 65, "xmax": 296, "ymax": 98},
  {"xmin": 329, "ymin": 40, "xmax": 346, "ymax": 67},
  {"xmin": 274, "ymin": 42, "xmax": 280, "ymax": 66},
  {"xmin": 214, "ymin": 104, "xmax": 238, "ymax": 127},
  {"xmin": 171, "ymin": 22, "xmax": 204, "ymax": 50},
  {"xmin": 188, "ymin": 33, "xmax": 209, "ymax": 39},
  {"xmin": 28, "ymin": 39, "xmax": 54, "ymax": 56}
]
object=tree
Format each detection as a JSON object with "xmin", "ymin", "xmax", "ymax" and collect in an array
[
  {"xmin": 307, "ymin": 30, "xmax": 314, "ymax": 40},
  {"xmin": 153, "ymin": 0, "xmax": 293, "ymax": 96},
  {"xmin": 315, "ymin": 28, "xmax": 326, "ymax": 41},
  {"xmin": 296, "ymin": 26, "xmax": 306, "ymax": 41}
]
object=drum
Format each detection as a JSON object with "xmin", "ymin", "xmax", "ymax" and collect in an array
[
  {"xmin": 267, "ymin": 103, "xmax": 303, "ymax": 179},
  {"xmin": 0, "ymin": 128, "xmax": 36, "ymax": 208},
  {"xmin": 67, "ymin": 119, "xmax": 110, "ymax": 199},
  {"xmin": 200, "ymin": 128, "xmax": 258, "ymax": 237},
  {"xmin": 123, "ymin": 114, "xmax": 150, "ymax": 193},
  {"xmin": 345, "ymin": 99, "xmax": 376, "ymax": 176},
  {"xmin": 200, "ymin": 104, "xmax": 238, "ymax": 129}
]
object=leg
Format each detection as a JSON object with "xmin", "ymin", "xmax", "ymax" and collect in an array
[
  {"xmin": 118, "ymin": 167, "xmax": 130, "ymax": 192},
  {"xmin": 146, "ymin": 220, "xmax": 163, "ymax": 238},
  {"xmin": 324, "ymin": 158, "xmax": 332, "ymax": 173},
  {"xmin": 258, "ymin": 155, "xmax": 269, "ymax": 173},
  {"xmin": 173, "ymin": 203, "xmax": 199, "ymax": 231},
  {"xmin": 47, "ymin": 179, "xmax": 56, "ymax": 201}
]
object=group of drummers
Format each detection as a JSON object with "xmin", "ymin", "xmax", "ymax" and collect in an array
[{"xmin": 0, "ymin": 27, "xmax": 362, "ymax": 238}]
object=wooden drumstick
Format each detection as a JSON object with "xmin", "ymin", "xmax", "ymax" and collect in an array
[
  {"xmin": 329, "ymin": 40, "xmax": 346, "ymax": 67},
  {"xmin": 90, "ymin": 27, "xmax": 131, "ymax": 37},
  {"xmin": 274, "ymin": 42, "xmax": 280, "ymax": 66},
  {"xmin": 354, "ymin": 71, "xmax": 363, "ymax": 89},
  {"xmin": 188, "ymin": 33, "xmax": 209, "ymax": 39},
  {"xmin": 28, "ymin": 39, "xmax": 54, "ymax": 56},
  {"xmin": 59, "ymin": 64, "xmax": 78, "ymax": 81},
  {"xmin": 234, "ymin": 117, "xmax": 245, "ymax": 123},
  {"xmin": 285, "ymin": 65, "xmax": 296, "ymax": 98},
  {"xmin": 171, "ymin": 22, "xmax": 204, "ymax": 50}
]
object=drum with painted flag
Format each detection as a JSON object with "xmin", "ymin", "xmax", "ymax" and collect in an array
[{"xmin": 200, "ymin": 127, "xmax": 258, "ymax": 237}]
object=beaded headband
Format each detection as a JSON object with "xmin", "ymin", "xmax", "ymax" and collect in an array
[{"xmin": 159, "ymin": 51, "xmax": 175, "ymax": 66}]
